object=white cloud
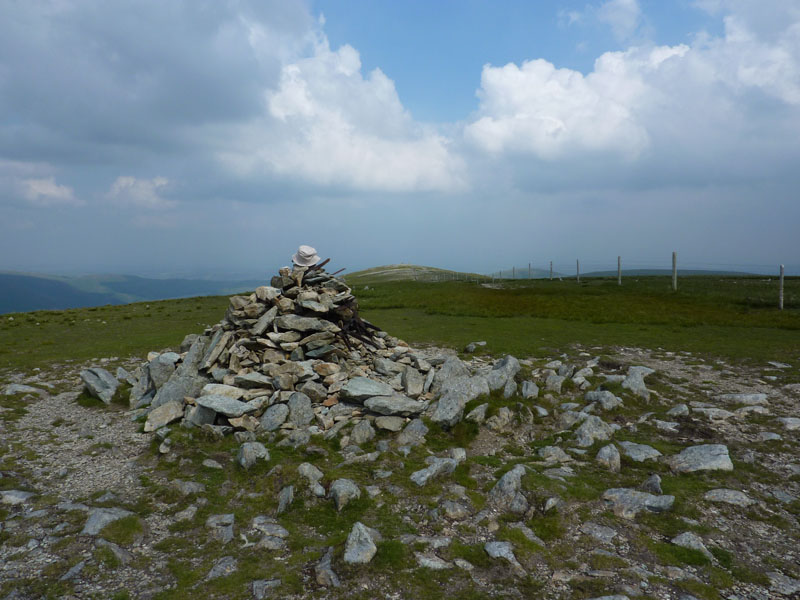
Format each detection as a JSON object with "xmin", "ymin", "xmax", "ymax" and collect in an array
[
  {"xmin": 597, "ymin": 0, "xmax": 643, "ymax": 41},
  {"xmin": 218, "ymin": 35, "xmax": 465, "ymax": 193},
  {"xmin": 107, "ymin": 176, "xmax": 173, "ymax": 209},
  {"xmin": 21, "ymin": 177, "xmax": 81, "ymax": 207},
  {"xmin": 464, "ymin": 7, "xmax": 800, "ymax": 174}
]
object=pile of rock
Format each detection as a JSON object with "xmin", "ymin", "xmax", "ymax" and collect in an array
[{"xmin": 82, "ymin": 263, "xmax": 504, "ymax": 442}]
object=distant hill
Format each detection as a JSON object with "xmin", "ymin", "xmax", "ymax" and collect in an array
[
  {"xmin": 346, "ymin": 264, "xmax": 487, "ymax": 284},
  {"xmin": 0, "ymin": 272, "xmax": 264, "ymax": 314}
]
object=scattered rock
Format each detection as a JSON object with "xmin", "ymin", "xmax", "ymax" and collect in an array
[
  {"xmin": 671, "ymin": 532, "xmax": 713, "ymax": 560},
  {"xmin": 596, "ymin": 444, "xmax": 621, "ymax": 472},
  {"xmin": 602, "ymin": 488, "xmax": 674, "ymax": 519},
  {"xmin": 704, "ymin": 488, "xmax": 755, "ymax": 507},
  {"xmin": 344, "ymin": 521, "xmax": 378, "ymax": 564},
  {"xmin": 237, "ymin": 441, "xmax": 269, "ymax": 469},
  {"xmin": 206, "ymin": 556, "xmax": 238, "ymax": 580},
  {"xmin": 667, "ymin": 445, "xmax": 733, "ymax": 473},
  {"xmin": 80, "ymin": 367, "xmax": 119, "ymax": 404},
  {"xmin": 330, "ymin": 479, "xmax": 361, "ymax": 511},
  {"xmin": 81, "ymin": 507, "xmax": 134, "ymax": 536},
  {"xmin": 619, "ymin": 441, "xmax": 662, "ymax": 462}
]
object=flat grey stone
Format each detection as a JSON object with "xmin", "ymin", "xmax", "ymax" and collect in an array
[
  {"xmin": 287, "ymin": 392, "xmax": 314, "ymax": 426},
  {"xmin": 411, "ymin": 457, "xmax": 459, "ymax": 487},
  {"xmin": 148, "ymin": 353, "xmax": 179, "ymax": 389},
  {"xmin": 641, "ymin": 474, "xmax": 662, "ymax": 494},
  {"xmin": 432, "ymin": 356, "xmax": 470, "ymax": 394},
  {"xmin": 439, "ymin": 375, "xmax": 490, "ymax": 402},
  {"xmin": 521, "ymin": 381, "xmax": 539, "ymax": 399},
  {"xmin": 768, "ymin": 571, "xmax": 800, "ymax": 596},
  {"xmin": 714, "ymin": 393, "xmax": 767, "ymax": 405},
  {"xmin": 172, "ymin": 479, "xmax": 206, "ymax": 495},
  {"xmin": 396, "ymin": 418, "xmax": 428, "ymax": 446},
  {"xmin": 619, "ymin": 441, "xmax": 662, "ymax": 462},
  {"xmin": 364, "ymin": 395, "xmax": 426, "ymax": 417},
  {"xmin": 667, "ymin": 444, "xmax": 733, "ymax": 473},
  {"xmin": 667, "ymin": 404, "xmax": 689, "ymax": 417},
  {"xmin": 487, "ymin": 355, "xmax": 521, "ymax": 391},
  {"xmin": 260, "ymin": 403, "xmax": 289, "ymax": 431},
  {"xmin": 329, "ymin": 479, "xmax": 361, "ymax": 511},
  {"xmin": 233, "ymin": 372, "xmax": 273, "ymax": 389},
  {"xmin": 252, "ymin": 579, "xmax": 281, "ymax": 599},
  {"xmin": 251, "ymin": 516, "xmax": 289, "ymax": 539},
  {"xmin": 374, "ymin": 416, "xmax": 405, "ymax": 431},
  {"xmin": 206, "ymin": 513, "xmax": 234, "ymax": 544},
  {"xmin": 206, "ymin": 555, "xmax": 238, "ymax": 580},
  {"xmin": 2, "ymin": 383, "xmax": 44, "ymax": 395},
  {"xmin": 274, "ymin": 314, "xmax": 340, "ymax": 333},
  {"xmin": 585, "ymin": 390, "xmax": 622, "ymax": 410},
  {"xmin": 350, "ymin": 420, "xmax": 376, "ymax": 445},
  {"xmin": 81, "ymin": 507, "xmax": 133, "ymax": 535},
  {"xmin": 671, "ymin": 532, "xmax": 712, "ymax": 560},
  {"xmin": 237, "ymin": 442, "xmax": 269, "ymax": 469},
  {"xmin": 315, "ymin": 546, "xmax": 341, "ymax": 587},
  {"xmin": 344, "ymin": 521, "xmax": 378, "ymax": 564},
  {"xmin": 778, "ymin": 417, "xmax": 800, "ymax": 431},
  {"xmin": 704, "ymin": 488, "xmax": 755, "ymax": 507},
  {"xmin": 580, "ymin": 522, "xmax": 618, "ymax": 544},
  {"xmin": 59, "ymin": 560, "xmax": 86, "ymax": 581},
  {"xmin": 465, "ymin": 403, "xmax": 489, "ymax": 423},
  {"xmin": 80, "ymin": 367, "xmax": 119, "ymax": 404},
  {"xmin": 195, "ymin": 394, "xmax": 256, "ymax": 418},
  {"xmin": 575, "ymin": 415, "xmax": 614, "ymax": 447},
  {"xmin": 341, "ymin": 377, "xmax": 396, "ymax": 401},
  {"xmin": 201, "ymin": 383, "xmax": 244, "ymax": 400},
  {"xmin": 415, "ymin": 552, "xmax": 453, "ymax": 570},
  {"xmin": 545, "ymin": 374, "xmax": 565, "ymax": 393},
  {"xmin": 484, "ymin": 541, "xmax": 523, "ymax": 571},
  {"xmin": 277, "ymin": 485, "xmax": 294, "ymax": 515},
  {"xmin": 0, "ymin": 490, "xmax": 35, "ymax": 505},
  {"xmin": 622, "ymin": 366, "xmax": 653, "ymax": 399},
  {"xmin": 488, "ymin": 464, "xmax": 529, "ymax": 514},
  {"xmin": 144, "ymin": 400, "xmax": 184, "ymax": 432},
  {"xmin": 602, "ymin": 488, "xmax": 674, "ymax": 519}
]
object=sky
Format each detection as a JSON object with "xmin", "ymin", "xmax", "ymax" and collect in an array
[{"xmin": 1, "ymin": 0, "xmax": 799, "ymax": 278}]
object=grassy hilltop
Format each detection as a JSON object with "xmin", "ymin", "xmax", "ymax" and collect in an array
[{"xmin": 0, "ymin": 266, "xmax": 798, "ymax": 372}]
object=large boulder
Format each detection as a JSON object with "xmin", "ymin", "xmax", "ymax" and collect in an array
[
  {"xmin": 80, "ymin": 368, "xmax": 119, "ymax": 404},
  {"xmin": 486, "ymin": 355, "xmax": 521, "ymax": 392}
]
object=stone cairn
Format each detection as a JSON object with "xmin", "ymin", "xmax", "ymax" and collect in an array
[{"xmin": 110, "ymin": 261, "xmax": 456, "ymax": 441}]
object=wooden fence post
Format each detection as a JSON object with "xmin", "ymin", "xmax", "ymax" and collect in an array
[
  {"xmin": 512, "ymin": 266, "xmax": 515, "ymax": 279},
  {"xmin": 780, "ymin": 264, "xmax": 785, "ymax": 310},
  {"xmin": 528, "ymin": 262, "xmax": 531, "ymax": 279},
  {"xmin": 672, "ymin": 252, "xmax": 677, "ymax": 291},
  {"xmin": 617, "ymin": 256, "xmax": 621, "ymax": 286},
  {"xmin": 550, "ymin": 261, "xmax": 553, "ymax": 281},
  {"xmin": 576, "ymin": 259, "xmax": 580, "ymax": 283}
]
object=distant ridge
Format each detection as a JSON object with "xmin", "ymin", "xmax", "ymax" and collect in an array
[{"xmin": 0, "ymin": 272, "xmax": 264, "ymax": 314}]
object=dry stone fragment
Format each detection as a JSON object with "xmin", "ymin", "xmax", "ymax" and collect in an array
[
  {"xmin": 341, "ymin": 377, "xmax": 395, "ymax": 401},
  {"xmin": 488, "ymin": 464, "xmax": 529, "ymax": 514},
  {"xmin": 315, "ymin": 546, "xmax": 341, "ymax": 587},
  {"xmin": 487, "ymin": 355, "xmax": 521, "ymax": 392},
  {"xmin": 350, "ymin": 420, "xmax": 375, "ymax": 445},
  {"xmin": 206, "ymin": 513, "xmax": 235, "ymax": 544},
  {"xmin": 396, "ymin": 418, "xmax": 428, "ymax": 446},
  {"xmin": 82, "ymin": 507, "xmax": 134, "ymax": 536}
]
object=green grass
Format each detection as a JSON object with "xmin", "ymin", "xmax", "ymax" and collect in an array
[
  {"xmin": 0, "ymin": 295, "xmax": 228, "ymax": 371},
  {"xmin": 354, "ymin": 276, "xmax": 800, "ymax": 363},
  {"xmin": 2, "ymin": 276, "xmax": 798, "ymax": 374}
]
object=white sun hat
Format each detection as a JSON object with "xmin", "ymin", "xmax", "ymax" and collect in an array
[{"xmin": 292, "ymin": 245, "xmax": 320, "ymax": 267}]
